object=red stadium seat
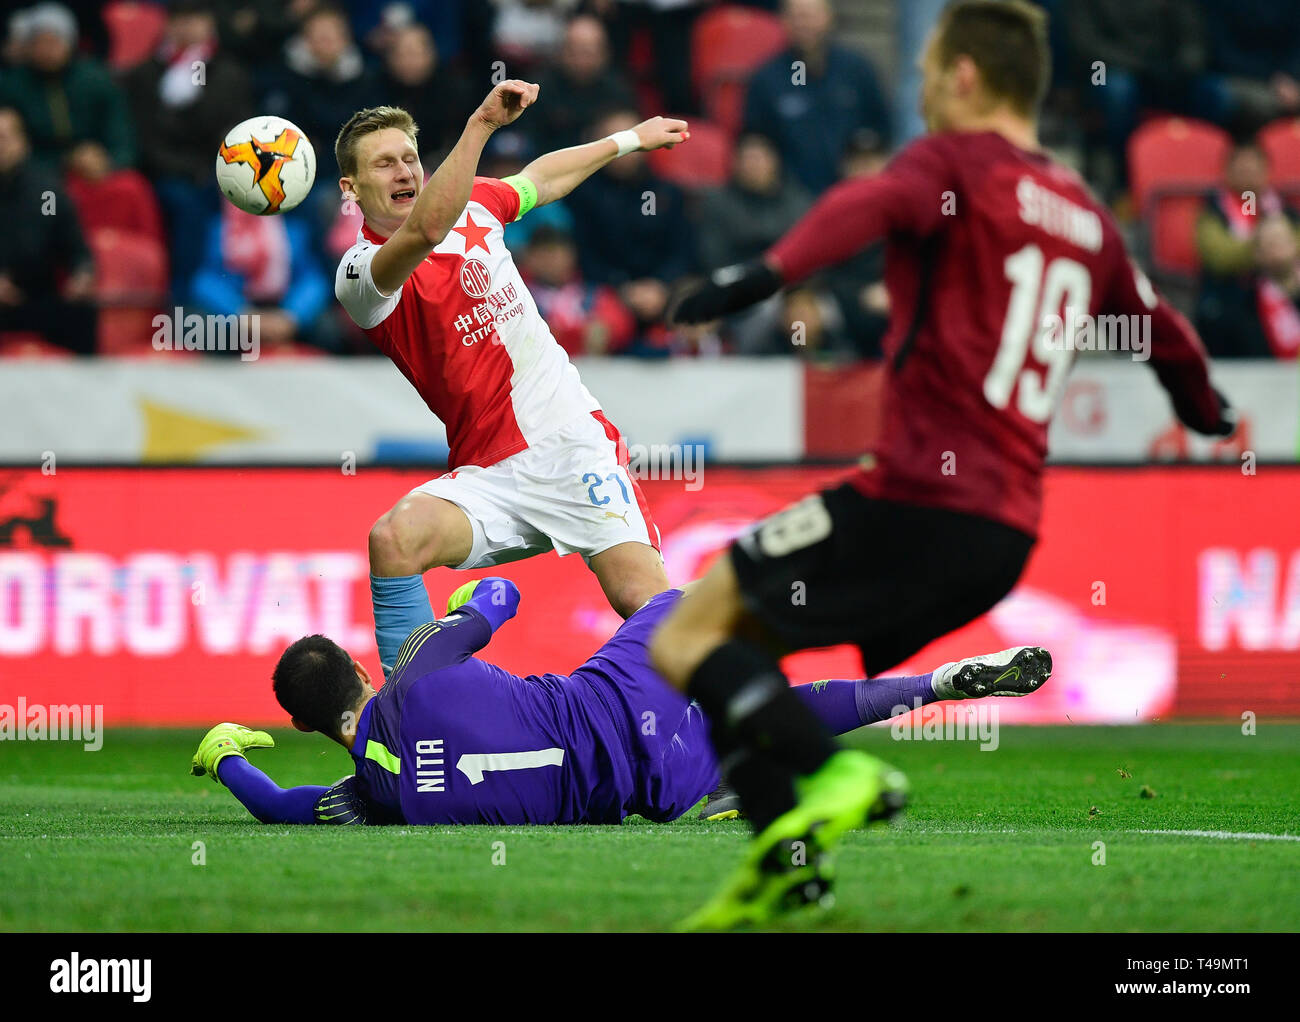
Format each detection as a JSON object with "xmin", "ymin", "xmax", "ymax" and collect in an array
[
  {"xmin": 0, "ymin": 333, "xmax": 73, "ymax": 359},
  {"xmin": 66, "ymin": 170, "xmax": 166, "ymax": 248},
  {"xmin": 97, "ymin": 308, "xmax": 166, "ymax": 356},
  {"xmin": 1127, "ymin": 117, "xmax": 1230, "ymax": 212},
  {"xmin": 90, "ymin": 229, "xmax": 168, "ymax": 306},
  {"xmin": 88, "ymin": 230, "xmax": 168, "ymax": 354},
  {"xmin": 691, "ymin": 5, "xmax": 787, "ymax": 135},
  {"xmin": 103, "ymin": 2, "xmax": 168, "ymax": 71},
  {"xmin": 703, "ymin": 80, "xmax": 751, "ymax": 141},
  {"xmin": 1148, "ymin": 194, "xmax": 1207, "ymax": 277},
  {"xmin": 1127, "ymin": 117, "xmax": 1231, "ymax": 278},
  {"xmin": 625, "ymin": 26, "xmax": 665, "ymax": 116},
  {"xmin": 255, "ymin": 342, "xmax": 328, "ymax": 359},
  {"xmin": 647, "ymin": 120, "xmax": 733, "ymax": 189},
  {"xmin": 1258, "ymin": 117, "xmax": 1300, "ymax": 194}
]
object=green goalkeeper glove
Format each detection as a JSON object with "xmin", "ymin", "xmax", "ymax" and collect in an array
[
  {"xmin": 190, "ymin": 722, "xmax": 275, "ymax": 781},
  {"xmin": 445, "ymin": 579, "xmax": 481, "ymax": 615}
]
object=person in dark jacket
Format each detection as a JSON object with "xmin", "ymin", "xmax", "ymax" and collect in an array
[
  {"xmin": 1065, "ymin": 0, "xmax": 1207, "ymax": 186},
  {"xmin": 526, "ymin": 15, "xmax": 639, "ymax": 153},
  {"xmin": 1199, "ymin": 0, "xmax": 1300, "ymax": 132},
  {"xmin": 262, "ymin": 4, "xmax": 382, "ymax": 184},
  {"xmin": 1196, "ymin": 141, "xmax": 1300, "ymax": 358},
  {"xmin": 0, "ymin": 2, "xmax": 136, "ymax": 175},
  {"xmin": 0, "ymin": 106, "xmax": 97, "ymax": 353},
  {"xmin": 378, "ymin": 21, "xmax": 477, "ymax": 162},
  {"xmin": 565, "ymin": 107, "xmax": 696, "ymax": 345},
  {"xmin": 696, "ymin": 132, "xmax": 810, "ymax": 354},
  {"xmin": 697, "ymin": 132, "xmax": 810, "ymax": 272},
  {"xmin": 122, "ymin": 0, "xmax": 254, "ymax": 299},
  {"xmin": 742, "ymin": 0, "xmax": 890, "ymax": 194}
]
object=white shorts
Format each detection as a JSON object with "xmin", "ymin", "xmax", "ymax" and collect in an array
[{"xmin": 412, "ymin": 411, "xmax": 662, "ymax": 571}]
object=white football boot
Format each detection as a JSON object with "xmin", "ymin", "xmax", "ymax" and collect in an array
[{"xmin": 931, "ymin": 646, "xmax": 1052, "ymax": 699}]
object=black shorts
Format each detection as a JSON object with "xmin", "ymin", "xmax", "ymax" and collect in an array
[{"xmin": 728, "ymin": 483, "xmax": 1035, "ymax": 677}]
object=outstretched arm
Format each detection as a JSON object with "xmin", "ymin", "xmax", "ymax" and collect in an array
[
  {"xmin": 190, "ymin": 722, "xmax": 327, "ymax": 825},
  {"xmin": 369, "ymin": 80, "xmax": 538, "ymax": 295},
  {"xmin": 445, "ymin": 576, "xmax": 521, "ymax": 634},
  {"xmin": 1103, "ymin": 254, "xmax": 1234, "ymax": 437},
  {"xmin": 670, "ymin": 137, "xmax": 954, "ymax": 324},
  {"xmin": 217, "ymin": 756, "xmax": 328, "ymax": 825},
  {"xmin": 516, "ymin": 116, "xmax": 690, "ymax": 208},
  {"xmin": 384, "ymin": 577, "xmax": 523, "ymax": 673}
]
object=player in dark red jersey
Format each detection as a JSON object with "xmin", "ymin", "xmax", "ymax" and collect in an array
[{"xmin": 648, "ymin": 0, "xmax": 1236, "ymax": 929}]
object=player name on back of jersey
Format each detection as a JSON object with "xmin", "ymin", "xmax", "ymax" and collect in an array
[
  {"xmin": 1016, "ymin": 176, "xmax": 1102, "ymax": 253},
  {"xmin": 415, "ymin": 738, "xmax": 446, "ymax": 793}
]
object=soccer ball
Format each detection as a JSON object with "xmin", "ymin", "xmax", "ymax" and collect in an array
[{"xmin": 215, "ymin": 115, "xmax": 316, "ymax": 216}]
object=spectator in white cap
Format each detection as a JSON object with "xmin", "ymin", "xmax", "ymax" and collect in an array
[{"xmin": 0, "ymin": 2, "xmax": 136, "ymax": 174}]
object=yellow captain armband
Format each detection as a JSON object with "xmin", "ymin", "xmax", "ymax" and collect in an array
[{"xmin": 501, "ymin": 174, "xmax": 538, "ymax": 221}]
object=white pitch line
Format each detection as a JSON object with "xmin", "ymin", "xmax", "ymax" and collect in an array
[
  {"xmin": 1126, "ymin": 829, "xmax": 1300, "ymax": 842},
  {"xmin": 892, "ymin": 827, "xmax": 1300, "ymax": 842}
]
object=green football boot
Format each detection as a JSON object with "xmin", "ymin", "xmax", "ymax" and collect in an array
[{"xmin": 679, "ymin": 750, "xmax": 907, "ymax": 931}]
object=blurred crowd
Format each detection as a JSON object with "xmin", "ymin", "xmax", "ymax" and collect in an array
[
  {"xmin": 1, "ymin": 0, "xmax": 1299, "ymax": 362},
  {"xmin": 1040, "ymin": 0, "xmax": 1300, "ymax": 361}
]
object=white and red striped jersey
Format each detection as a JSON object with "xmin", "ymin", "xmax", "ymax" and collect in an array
[{"xmin": 335, "ymin": 176, "xmax": 599, "ymax": 469}]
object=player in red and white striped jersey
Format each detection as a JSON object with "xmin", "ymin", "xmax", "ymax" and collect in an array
[{"xmin": 332, "ymin": 82, "xmax": 689, "ymax": 676}]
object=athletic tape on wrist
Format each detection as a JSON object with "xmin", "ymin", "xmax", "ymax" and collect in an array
[{"xmin": 606, "ymin": 129, "xmax": 641, "ymax": 158}]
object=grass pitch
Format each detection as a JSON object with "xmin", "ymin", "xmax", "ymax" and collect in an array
[{"xmin": 2, "ymin": 724, "xmax": 1297, "ymax": 932}]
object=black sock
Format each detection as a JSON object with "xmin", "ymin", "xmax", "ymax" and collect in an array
[
  {"xmin": 688, "ymin": 639, "xmax": 839, "ymax": 777},
  {"xmin": 722, "ymin": 750, "xmax": 798, "ymax": 833}
]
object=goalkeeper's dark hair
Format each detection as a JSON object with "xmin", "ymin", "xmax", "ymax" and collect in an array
[{"xmin": 272, "ymin": 635, "xmax": 365, "ymax": 739}]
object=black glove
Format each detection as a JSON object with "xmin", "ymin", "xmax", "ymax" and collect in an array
[
  {"xmin": 667, "ymin": 260, "xmax": 783, "ymax": 324},
  {"xmin": 1208, "ymin": 387, "xmax": 1237, "ymax": 438}
]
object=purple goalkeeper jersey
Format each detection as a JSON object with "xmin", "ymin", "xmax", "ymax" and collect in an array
[{"xmin": 343, "ymin": 589, "xmax": 719, "ymax": 825}]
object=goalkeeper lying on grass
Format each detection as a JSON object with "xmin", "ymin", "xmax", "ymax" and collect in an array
[{"xmin": 191, "ymin": 578, "xmax": 1051, "ymax": 827}]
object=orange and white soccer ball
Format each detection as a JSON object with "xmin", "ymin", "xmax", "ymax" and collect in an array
[{"xmin": 215, "ymin": 115, "xmax": 316, "ymax": 215}]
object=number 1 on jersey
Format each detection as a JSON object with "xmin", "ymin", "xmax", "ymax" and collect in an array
[{"xmin": 456, "ymin": 748, "xmax": 566, "ymax": 785}]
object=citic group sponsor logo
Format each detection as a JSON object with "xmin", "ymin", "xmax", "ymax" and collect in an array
[{"xmin": 461, "ymin": 259, "xmax": 491, "ymax": 299}]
